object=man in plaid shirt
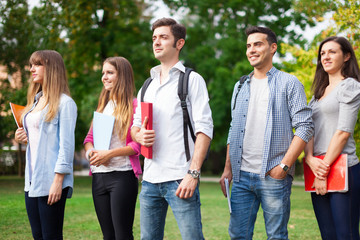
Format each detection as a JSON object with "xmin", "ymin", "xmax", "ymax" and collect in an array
[{"xmin": 220, "ymin": 26, "xmax": 313, "ymax": 240}]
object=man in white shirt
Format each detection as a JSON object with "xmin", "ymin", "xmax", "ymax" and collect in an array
[{"xmin": 131, "ymin": 18, "xmax": 213, "ymax": 240}]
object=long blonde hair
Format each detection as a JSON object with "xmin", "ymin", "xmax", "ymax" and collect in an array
[
  {"xmin": 96, "ymin": 57, "xmax": 135, "ymax": 141},
  {"xmin": 21, "ymin": 50, "xmax": 70, "ymax": 123}
]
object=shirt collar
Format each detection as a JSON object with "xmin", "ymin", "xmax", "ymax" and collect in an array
[
  {"xmin": 266, "ymin": 66, "xmax": 277, "ymax": 77},
  {"xmin": 247, "ymin": 66, "xmax": 278, "ymax": 82},
  {"xmin": 150, "ymin": 61, "xmax": 185, "ymax": 79},
  {"xmin": 34, "ymin": 91, "xmax": 43, "ymax": 101}
]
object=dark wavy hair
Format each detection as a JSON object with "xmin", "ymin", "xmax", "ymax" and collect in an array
[
  {"xmin": 245, "ymin": 26, "xmax": 277, "ymax": 45},
  {"xmin": 312, "ymin": 36, "xmax": 360, "ymax": 99},
  {"xmin": 152, "ymin": 18, "xmax": 186, "ymax": 47}
]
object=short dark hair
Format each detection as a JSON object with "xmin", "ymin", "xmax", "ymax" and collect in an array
[
  {"xmin": 152, "ymin": 18, "xmax": 186, "ymax": 47},
  {"xmin": 245, "ymin": 26, "xmax": 277, "ymax": 45},
  {"xmin": 312, "ymin": 36, "xmax": 360, "ymax": 99}
]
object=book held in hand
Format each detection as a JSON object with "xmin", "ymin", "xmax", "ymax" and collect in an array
[
  {"xmin": 10, "ymin": 102, "xmax": 25, "ymax": 128},
  {"xmin": 141, "ymin": 102, "xmax": 153, "ymax": 159},
  {"xmin": 224, "ymin": 178, "xmax": 232, "ymax": 213},
  {"xmin": 93, "ymin": 112, "xmax": 115, "ymax": 150},
  {"xmin": 303, "ymin": 154, "xmax": 348, "ymax": 192}
]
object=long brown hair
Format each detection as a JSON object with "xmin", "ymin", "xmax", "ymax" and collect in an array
[
  {"xmin": 96, "ymin": 57, "xmax": 135, "ymax": 141},
  {"xmin": 312, "ymin": 36, "xmax": 360, "ymax": 99},
  {"xmin": 21, "ymin": 50, "xmax": 70, "ymax": 123}
]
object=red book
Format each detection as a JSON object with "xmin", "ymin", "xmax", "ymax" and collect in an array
[
  {"xmin": 141, "ymin": 102, "xmax": 153, "ymax": 159},
  {"xmin": 303, "ymin": 154, "xmax": 348, "ymax": 192},
  {"xmin": 10, "ymin": 102, "xmax": 26, "ymax": 128}
]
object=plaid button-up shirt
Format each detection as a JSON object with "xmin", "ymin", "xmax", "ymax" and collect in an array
[{"xmin": 228, "ymin": 67, "xmax": 314, "ymax": 180}]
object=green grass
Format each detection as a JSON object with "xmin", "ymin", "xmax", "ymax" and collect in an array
[{"xmin": 0, "ymin": 176, "xmax": 321, "ymax": 240}]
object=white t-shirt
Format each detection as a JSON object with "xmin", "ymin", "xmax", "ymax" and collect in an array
[{"xmin": 241, "ymin": 76, "xmax": 269, "ymax": 174}]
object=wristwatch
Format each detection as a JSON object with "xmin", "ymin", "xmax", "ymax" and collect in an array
[
  {"xmin": 187, "ymin": 169, "xmax": 201, "ymax": 179},
  {"xmin": 279, "ymin": 163, "xmax": 289, "ymax": 172}
]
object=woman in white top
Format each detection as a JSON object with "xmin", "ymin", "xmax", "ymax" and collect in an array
[
  {"xmin": 305, "ymin": 36, "xmax": 360, "ymax": 240},
  {"xmin": 84, "ymin": 57, "xmax": 141, "ymax": 240},
  {"xmin": 14, "ymin": 50, "xmax": 77, "ymax": 239}
]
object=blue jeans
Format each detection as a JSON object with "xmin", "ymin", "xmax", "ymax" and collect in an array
[
  {"xmin": 311, "ymin": 163, "xmax": 360, "ymax": 240},
  {"xmin": 139, "ymin": 180, "xmax": 204, "ymax": 240},
  {"xmin": 25, "ymin": 187, "xmax": 69, "ymax": 240},
  {"xmin": 229, "ymin": 171, "xmax": 292, "ymax": 240}
]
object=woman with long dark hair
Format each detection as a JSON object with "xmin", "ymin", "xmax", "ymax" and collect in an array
[
  {"xmin": 84, "ymin": 57, "xmax": 141, "ymax": 240},
  {"xmin": 15, "ymin": 50, "xmax": 77, "ymax": 239},
  {"xmin": 305, "ymin": 36, "xmax": 360, "ymax": 239}
]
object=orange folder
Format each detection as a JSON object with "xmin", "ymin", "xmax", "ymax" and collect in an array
[
  {"xmin": 141, "ymin": 102, "xmax": 153, "ymax": 159},
  {"xmin": 303, "ymin": 154, "xmax": 348, "ymax": 192},
  {"xmin": 9, "ymin": 102, "xmax": 25, "ymax": 128}
]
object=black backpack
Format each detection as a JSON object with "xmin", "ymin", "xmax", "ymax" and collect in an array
[{"xmin": 140, "ymin": 67, "xmax": 209, "ymax": 162}]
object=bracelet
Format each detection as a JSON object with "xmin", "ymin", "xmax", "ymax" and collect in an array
[{"xmin": 85, "ymin": 148, "xmax": 94, "ymax": 161}]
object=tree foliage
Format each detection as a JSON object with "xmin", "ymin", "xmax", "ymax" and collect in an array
[{"xmin": 0, "ymin": 0, "xmax": 33, "ymax": 142}]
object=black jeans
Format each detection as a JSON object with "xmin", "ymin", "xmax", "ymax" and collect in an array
[
  {"xmin": 92, "ymin": 170, "xmax": 138, "ymax": 240},
  {"xmin": 25, "ymin": 187, "xmax": 69, "ymax": 240},
  {"xmin": 311, "ymin": 163, "xmax": 360, "ymax": 240}
]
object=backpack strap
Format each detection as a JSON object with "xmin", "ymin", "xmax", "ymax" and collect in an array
[
  {"xmin": 178, "ymin": 67, "xmax": 195, "ymax": 161},
  {"xmin": 140, "ymin": 68, "xmax": 198, "ymax": 162},
  {"xmin": 232, "ymin": 75, "xmax": 248, "ymax": 110},
  {"xmin": 140, "ymin": 77, "xmax": 153, "ymax": 102}
]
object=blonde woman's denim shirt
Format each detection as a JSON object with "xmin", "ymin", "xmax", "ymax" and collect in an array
[{"xmin": 24, "ymin": 92, "xmax": 77, "ymax": 198}]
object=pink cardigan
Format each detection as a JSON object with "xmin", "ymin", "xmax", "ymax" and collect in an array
[{"xmin": 83, "ymin": 98, "xmax": 142, "ymax": 178}]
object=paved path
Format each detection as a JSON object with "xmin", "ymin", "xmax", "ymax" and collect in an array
[{"xmin": 74, "ymin": 170, "xmax": 304, "ymax": 186}]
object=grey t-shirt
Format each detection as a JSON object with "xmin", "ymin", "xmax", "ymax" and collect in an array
[{"xmin": 309, "ymin": 77, "xmax": 360, "ymax": 167}]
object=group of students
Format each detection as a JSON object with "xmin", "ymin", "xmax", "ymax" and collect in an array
[{"xmin": 14, "ymin": 17, "xmax": 359, "ymax": 240}]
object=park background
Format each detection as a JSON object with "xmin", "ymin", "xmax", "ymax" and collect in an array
[{"xmin": 0, "ymin": 0, "xmax": 359, "ymax": 239}]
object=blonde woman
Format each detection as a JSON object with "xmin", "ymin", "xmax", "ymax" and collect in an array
[
  {"xmin": 84, "ymin": 57, "xmax": 141, "ymax": 240},
  {"xmin": 14, "ymin": 50, "xmax": 77, "ymax": 239}
]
